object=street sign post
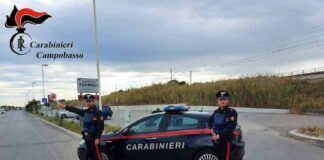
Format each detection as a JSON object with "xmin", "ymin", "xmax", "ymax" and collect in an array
[
  {"xmin": 77, "ymin": 78, "xmax": 99, "ymax": 111},
  {"xmin": 77, "ymin": 78, "xmax": 98, "ymax": 93},
  {"xmin": 48, "ymin": 93, "xmax": 57, "ymax": 102},
  {"xmin": 42, "ymin": 98, "xmax": 47, "ymax": 104},
  {"xmin": 48, "ymin": 93, "xmax": 56, "ymax": 117}
]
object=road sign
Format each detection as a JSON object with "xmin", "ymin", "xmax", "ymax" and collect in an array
[
  {"xmin": 48, "ymin": 93, "xmax": 56, "ymax": 102},
  {"xmin": 42, "ymin": 98, "xmax": 47, "ymax": 103},
  {"xmin": 77, "ymin": 78, "xmax": 98, "ymax": 93}
]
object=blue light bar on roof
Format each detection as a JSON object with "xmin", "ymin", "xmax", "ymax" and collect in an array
[{"xmin": 164, "ymin": 105, "xmax": 188, "ymax": 112}]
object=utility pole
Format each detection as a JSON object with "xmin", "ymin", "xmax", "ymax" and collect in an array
[
  {"xmin": 92, "ymin": 0, "xmax": 102, "ymax": 110},
  {"xmin": 31, "ymin": 82, "xmax": 36, "ymax": 100},
  {"xmin": 170, "ymin": 68, "xmax": 173, "ymax": 81},
  {"xmin": 42, "ymin": 64, "xmax": 48, "ymax": 103},
  {"xmin": 190, "ymin": 71, "xmax": 192, "ymax": 85},
  {"xmin": 26, "ymin": 93, "xmax": 29, "ymax": 102},
  {"xmin": 26, "ymin": 90, "xmax": 31, "ymax": 103}
]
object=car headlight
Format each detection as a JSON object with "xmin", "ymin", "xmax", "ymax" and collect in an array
[{"xmin": 79, "ymin": 140, "xmax": 86, "ymax": 148}]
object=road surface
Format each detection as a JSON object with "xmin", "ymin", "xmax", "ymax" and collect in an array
[
  {"xmin": 239, "ymin": 112, "xmax": 324, "ymax": 160},
  {"xmin": 0, "ymin": 111, "xmax": 80, "ymax": 160},
  {"xmin": 1, "ymin": 110, "xmax": 323, "ymax": 160}
]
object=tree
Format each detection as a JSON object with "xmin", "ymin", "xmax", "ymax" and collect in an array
[
  {"xmin": 179, "ymin": 81, "xmax": 187, "ymax": 85},
  {"xmin": 167, "ymin": 79, "xmax": 180, "ymax": 85},
  {"xmin": 25, "ymin": 99, "xmax": 41, "ymax": 112}
]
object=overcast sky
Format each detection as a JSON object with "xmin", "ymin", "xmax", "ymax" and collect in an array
[{"xmin": 0, "ymin": 0, "xmax": 324, "ymax": 106}]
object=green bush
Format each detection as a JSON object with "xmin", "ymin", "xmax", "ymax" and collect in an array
[{"xmin": 25, "ymin": 99, "xmax": 41, "ymax": 112}]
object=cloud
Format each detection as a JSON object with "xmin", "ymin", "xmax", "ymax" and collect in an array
[
  {"xmin": 0, "ymin": 61, "xmax": 235, "ymax": 106},
  {"xmin": 1, "ymin": 0, "xmax": 324, "ymax": 106}
]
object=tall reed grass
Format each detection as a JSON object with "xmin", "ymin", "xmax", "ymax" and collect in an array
[{"xmin": 102, "ymin": 76, "xmax": 324, "ymax": 112}]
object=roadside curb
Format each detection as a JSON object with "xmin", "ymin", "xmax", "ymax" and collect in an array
[
  {"xmin": 288, "ymin": 129, "xmax": 324, "ymax": 142},
  {"xmin": 27, "ymin": 112, "xmax": 82, "ymax": 139}
]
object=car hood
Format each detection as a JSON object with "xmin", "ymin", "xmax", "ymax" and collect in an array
[{"xmin": 101, "ymin": 132, "xmax": 121, "ymax": 139}]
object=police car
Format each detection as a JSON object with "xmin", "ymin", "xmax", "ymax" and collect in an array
[{"xmin": 78, "ymin": 106, "xmax": 245, "ymax": 160}]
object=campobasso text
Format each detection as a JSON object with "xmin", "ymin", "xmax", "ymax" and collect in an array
[{"xmin": 36, "ymin": 51, "xmax": 83, "ymax": 60}]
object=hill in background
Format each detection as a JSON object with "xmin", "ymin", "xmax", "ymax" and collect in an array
[{"xmin": 101, "ymin": 75, "xmax": 323, "ymax": 113}]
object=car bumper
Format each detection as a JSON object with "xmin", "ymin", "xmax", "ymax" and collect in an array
[
  {"xmin": 77, "ymin": 140, "xmax": 87, "ymax": 160},
  {"xmin": 77, "ymin": 146, "xmax": 86, "ymax": 160},
  {"xmin": 231, "ymin": 142, "xmax": 245, "ymax": 160}
]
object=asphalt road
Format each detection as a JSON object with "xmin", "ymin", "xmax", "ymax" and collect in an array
[
  {"xmin": 239, "ymin": 112, "xmax": 324, "ymax": 160},
  {"xmin": 1, "ymin": 110, "xmax": 323, "ymax": 160},
  {"xmin": 0, "ymin": 111, "xmax": 80, "ymax": 160}
]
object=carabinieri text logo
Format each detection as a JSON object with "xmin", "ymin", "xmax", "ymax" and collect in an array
[
  {"xmin": 5, "ymin": 5, "xmax": 51, "ymax": 55},
  {"xmin": 5, "ymin": 5, "xmax": 84, "ymax": 60}
]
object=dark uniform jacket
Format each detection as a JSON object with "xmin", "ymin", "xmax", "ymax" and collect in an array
[
  {"xmin": 65, "ymin": 105, "xmax": 104, "ymax": 139},
  {"xmin": 208, "ymin": 106, "xmax": 238, "ymax": 140}
]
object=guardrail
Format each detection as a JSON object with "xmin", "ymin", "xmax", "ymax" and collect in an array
[
  {"xmin": 304, "ymin": 109, "xmax": 324, "ymax": 115},
  {"xmin": 280, "ymin": 67, "xmax": 324, "ymax": 77}
]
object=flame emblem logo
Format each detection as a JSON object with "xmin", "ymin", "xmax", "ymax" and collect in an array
[{"xmin": 5, "ymin": 5, "xmax": 51, "ymax": 55}]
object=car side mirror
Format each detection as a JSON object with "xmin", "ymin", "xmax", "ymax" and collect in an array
[{"xmin": 121, "ymin": 128, "xmax": 130, "ymax": 136}]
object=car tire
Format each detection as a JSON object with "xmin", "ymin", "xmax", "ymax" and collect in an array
[
  {"xmin": 77, "ymin": 147, "xmax": 87, "ymax": 160},
  {"xmin": 61, "ymin": 114, "xmax": 67, "ymax": 119},
  {"xmin": 194, "ymin": 150, "xmax": 219, "ymax": 160},
  {"xmin": 101, "ymin": 149, "xmax": 113, "ymax": 160}
]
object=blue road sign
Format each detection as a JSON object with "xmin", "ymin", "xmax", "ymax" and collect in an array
[{"xmin": 42, "ymin": 98, "xmax": 47, "ymax": 103}]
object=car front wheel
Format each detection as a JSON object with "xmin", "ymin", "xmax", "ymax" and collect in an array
[
  {"xmin": 194, "ymin": 150, "xmax": 219, "ymax": 160},
  {"xmin": 101, "ymin": 149, "xmax": 113, "ymax": 160}
]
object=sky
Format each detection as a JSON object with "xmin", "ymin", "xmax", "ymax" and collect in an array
[{"xmin": 0, "ymin": 0, "xmax": 324, "ymax": 106}]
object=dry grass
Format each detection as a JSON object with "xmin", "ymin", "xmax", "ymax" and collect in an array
[
  {"xmin": 299, "ymin": 126, "xmax": 324, "ymax": 138},
  {"xmin": 101, "ymin": 76, "xmax": 324, "ymax": 111},
  {"xmin": 62, "ymin": 76, "xmax": 324, "ymax": 112}
]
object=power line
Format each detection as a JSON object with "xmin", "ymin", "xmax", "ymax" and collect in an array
[
  {"xmin": 172, "ymin": 24, "xmax": 324, "ymax": 71},
  {"xmin": 226, "ymin": 46, "xmax": 324, "ymax": 77},
  {"xmin": 175, "ymin": 37, "xmax": 324, "ymax": 72},
  {"xmin": 216, "ymin": 39, "xmax": 323, "ymax": 67}
]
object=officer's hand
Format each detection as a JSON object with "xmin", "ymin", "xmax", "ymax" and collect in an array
[
  {"xmin": 211, "ymin": 135, "xmax": 219, "ymax": 141},
  {"xmin": 95, "ymin": 138, "xmax": 100, "ymax": 145}
]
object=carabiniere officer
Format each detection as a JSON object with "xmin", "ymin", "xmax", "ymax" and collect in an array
[
  {"xmin": 59, "ymin": 94, "xmax": 104, "ymax": 160},
  {"xmin": 209, "ymin": 91, "xmax": 238, "ymax": 160}
]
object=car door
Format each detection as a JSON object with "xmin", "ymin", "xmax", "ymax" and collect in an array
[
  {"xmin": 158, "ymin": 114, "xmax": 202, "ymax": 160},
  {"xmin": 118, "ymin": 114, "xmax": 166, "ymax": 160}
]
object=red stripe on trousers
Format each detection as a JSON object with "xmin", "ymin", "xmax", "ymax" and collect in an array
[
  {"xmin": 95, "ymin": 144, "xmax": 102, "ymax": 160},
  {"xmin": 226, "ymin": 142, "xmax": 231, "ymax": 160}
]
